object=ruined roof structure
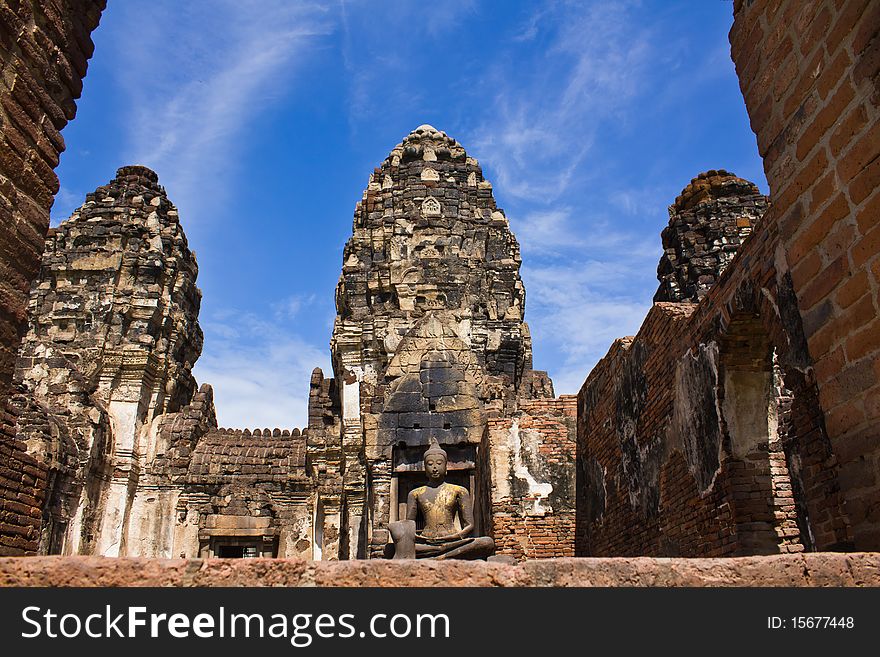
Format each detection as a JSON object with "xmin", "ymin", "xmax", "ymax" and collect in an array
[{"xmin": 17, "ymin": 165, "xmax": 202, "ymax": 411}]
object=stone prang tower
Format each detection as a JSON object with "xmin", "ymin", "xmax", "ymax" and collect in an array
[
  {"xmin": 13, "ymin": 166, "xmax": 207, "ymax": 555},
  {"xmin": 655, "ymin": 170, "xmax": 769, "ymax": 303},
  {"xmin": 315, "ymin": 124, "xmax": 560, "ymax": 559}
]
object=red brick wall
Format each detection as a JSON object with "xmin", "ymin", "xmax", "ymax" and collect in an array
[
  {"xmin": 730, "ymin": 0, "xmax": 880, "ymax": 548},
  {"xmin": 578, "ymin": 213, "xmax": 851, "ymax": 555},
  {"xmin": 490, "ymin": 396, "xmax": 576, "ymax": 560},
  {"xmin": 0, "ymin": 406, "xmax": 47, "ymax": 555},
  {"xmin": 0, "ymin": 0, "xmax": 105, "ymax": 554}
]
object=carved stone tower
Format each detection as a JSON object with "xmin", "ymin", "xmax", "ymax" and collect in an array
[
  {"xmin": 13, "ymin": 165, "xmax": 205, "ymax": 555},
  {"xmin": 314, "ymin": 125, "xmax": 555, "ymax": 558}
]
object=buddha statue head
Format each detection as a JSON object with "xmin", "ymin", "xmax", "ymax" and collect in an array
[{"xmin": 423, "ymin": 437, "xmax": 448, "ymax": 484}]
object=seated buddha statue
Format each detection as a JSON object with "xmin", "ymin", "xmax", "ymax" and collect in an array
[{"xmin": 388, "ymin": 438, "xmax": 495, "ymax": 560}]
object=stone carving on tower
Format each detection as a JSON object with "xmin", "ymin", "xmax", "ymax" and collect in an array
[{"xmin": 316, "ymin": 124, "xmax": 555, "ymax": 559}]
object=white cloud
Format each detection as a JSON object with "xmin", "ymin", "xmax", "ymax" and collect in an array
[
  {"xmin": 522, "ymin": 222, "xmax": 661, "ymax": 395},
  {"xmin": 526, "ymin": 259, "xmax": 654, "ymax": 394},
  {"xmin": 551, "ymin": 298, "xmax": 654, "ymax": 392},
  {"xmin": 513, "ymin": 206, "xmax": 661, "ymax": 260},
  {"xmin": 337, "ymin": 0, "xmax": 478, "ymax": 129},
  {"xmin": 271, "ymin": 294, "xmax": 317, "ymax": 321},
  {"xmin": 455, "ymin": 1, "xmax": 675, "ymax": 393},
  {"xmin": 110, "ymin": 0, "xmax": 333, "ymax": 224},
  {"xmin": 608, "ymin": 185, "xmax": 670, "ymax": 218},
  {"xmin": 470, "ymin": 0, "xmax": 655, "ymax": 203},
  {"xmin": 193, "ymin": 306, "xmax": 330, "ymax": 429},
  {"xmin": 513, "ymin": 208, "xmax": 583, "ymax": 255}
]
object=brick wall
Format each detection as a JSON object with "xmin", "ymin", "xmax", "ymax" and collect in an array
[
  {"xmin": 576, "ymin": 0, "xmax": 878, "ymax": 559},
  {"xmin": 0, "ymin": 412, "xmax": 47, "ymax": 555},
  {"xmin": 490, "ymin": 396, "xmax": 576, "ymax": 560},
  {"xmin": 578, "ymin": 197, "xmax": 851, "ymax": 556},
  {"xmin": 0, "ymin": 1, "xmax": 105, "ymax": 554},
  {"xmin": 730, "ymin": 0, "xmax": 880, "ymax": 548}
]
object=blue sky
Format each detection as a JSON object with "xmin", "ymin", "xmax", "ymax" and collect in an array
[{"xmin": 52, "ymin": 0, "xmax": 767, "ymax": 429}]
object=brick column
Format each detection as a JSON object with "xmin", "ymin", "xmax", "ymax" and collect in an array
[
  {"xmin": 0, "ymin": 0, "xmax": 105, "ymax": 555},
  {"xmin": 730, "ymin": 0, "xmax": 880, "ymax": 548}
]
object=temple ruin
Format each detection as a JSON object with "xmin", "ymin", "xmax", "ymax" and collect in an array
[
  {"xmin": 1, "ymin": 0, "xmax": 879, "ymax": 579},
  {"xmin": 8, "ymin": 127, "xmax": 577, "ymax": 560}
]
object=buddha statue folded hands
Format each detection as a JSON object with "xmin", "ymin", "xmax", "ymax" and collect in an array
[{"xmin": 388, "ymin": 438, "xmax": 495, "ymax": 560}]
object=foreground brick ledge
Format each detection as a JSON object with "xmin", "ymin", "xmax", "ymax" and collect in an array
[{"xmin": 1, "ymin": 553, "xmax": 879, "ymax": 587}]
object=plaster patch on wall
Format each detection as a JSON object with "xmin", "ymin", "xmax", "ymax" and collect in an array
[
  {"xmin": 507, "ymin": 420, "xmax": 553, "ymax": 516},
  {"xmin": 722, "ymin": 368, "xmax": 773, "ymax": 459}
]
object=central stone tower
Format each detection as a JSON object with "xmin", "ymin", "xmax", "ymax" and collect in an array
[{"xmin": 317, "ymin": 125, "xmax": 554, "ymax": 558}]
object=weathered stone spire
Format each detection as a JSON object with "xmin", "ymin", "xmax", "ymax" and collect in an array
[
  {"xmin": 330, "ymin": 124, "xmax": 538, "ymax": 402},
  {"xmin": 321, "ymin": 125, "xmax": 554, "ymax": 560},
  {"xmin": 655, "ymin": 170, "xmax": 769, "ymax": 303},
  {"xmin": 14, "ymin": 165, "xmax": 204, "ymax": 555},
  {"xmin": 19, "ymin": 164, "xmax": 203, "ymax": 413}
]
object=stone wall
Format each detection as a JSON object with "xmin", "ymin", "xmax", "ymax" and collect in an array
[
  {"xmin": 730, "ymin": 0, "xmax": 880, "ymax": 549},
  {"xmin": 305, "ymin": 368, "xmax": 343, "ymax": 560},
  {"xmin": 577, "ymin": 175, "xmax": 851, "ymax": 556},
  {"xmin": 2, "ymin": 552, "xmax": 879, "ymax": 587},
  {"xmin": 489, "ymin": 396, "xmax": 576, "ymax": 560},
  {"xmin": 0, "ymin": 1, "xmax": 105, "ymax": 555}
]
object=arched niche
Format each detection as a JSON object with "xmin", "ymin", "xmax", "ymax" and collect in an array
[{"xmin": 377, "ymin": 349, "xmax": 489, "ymax": 539}]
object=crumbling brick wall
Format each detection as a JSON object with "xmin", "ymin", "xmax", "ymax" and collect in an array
[
  {"xmin": 577, "ymin": 0, "xmax": 878, "ymax": 558},
  {"xmin": 0, "ymin": 1, "xmax": 104, "ymax": 555},
  {"xmin": 578, "ymin": 175, "xmax": 851, "ymax": 556},
  {"xmin": 490, "ymin": 396, "xmax": 576, "ymax": 560},
  {"xmin": 730, "ymin": 0, "xmax": 880, "ymax": 549}
]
